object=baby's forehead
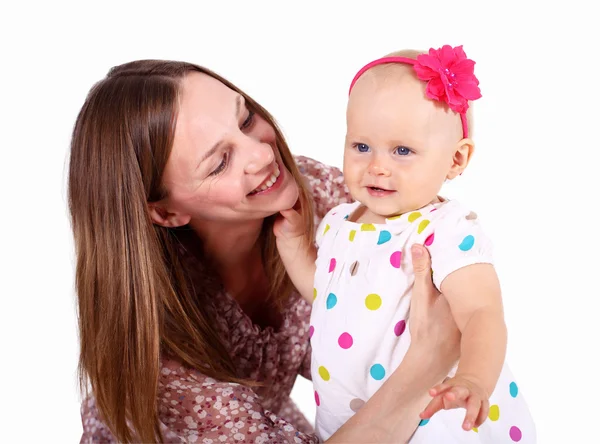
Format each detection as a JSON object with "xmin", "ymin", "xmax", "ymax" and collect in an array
[{"xmin": 347, "ymin": 76, "xmax": 462, "ymax": 141}]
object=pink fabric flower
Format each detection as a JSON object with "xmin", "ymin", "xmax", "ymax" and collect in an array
[{"xmin": 413, "ymin": 45, "xmax": 482, "ymax": 114}]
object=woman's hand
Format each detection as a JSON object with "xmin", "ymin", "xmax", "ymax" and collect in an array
[{"xmin": 408, "ymin": 244, "xmax": 461, "ymax": 368}]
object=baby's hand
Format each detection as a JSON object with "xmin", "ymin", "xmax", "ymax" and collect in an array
[
  {"xmin": 420, "ymin": 374, "xmax": 490, "ymax": 431},
  {"xmin": 273, "ymin": 206, "xmax": 305, "ymax": 241}
]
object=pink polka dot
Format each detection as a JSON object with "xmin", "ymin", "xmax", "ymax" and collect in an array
[
  {"xmin": 329, "ymin": 258, "xmax": 336, "ymax": 272},
  {"xmin": 314, "ymin": 390, "xmax": 320, "ymax": 406},
  {"xmin": 430, "ymin": 208, "xmax": 437, "ymax": 212},
  {"xmin": 424, "ymin": 232, "xmax": 435, "ymax": 246},
  {"xmin": 309, "ymin": 326, "xmax": 314, "ymax": 338},
  {"xmin": 394, "ymin": 320, "xmax": 406, "ymax": 336},
  {"xmin": 390, "ymin": 251, "xmax": 402, "ymax": 268},
  {"xmin": 338, "ymin": 332, "xmax": 354, "ymax": 349},
  {"xmin": 509, "ymin": 426, "xmax": 522, "ymax": 441}
]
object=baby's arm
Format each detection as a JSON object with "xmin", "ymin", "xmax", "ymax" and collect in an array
[
  {"xmin": 418, "ymin": 205, "xmax": 505, "ymax": 430},
  {"xmin": 274, "ymin": 208, "xmax": 317, "ymax": 303},
  {"xmin": 442, "ymin": 264, "xmax": 506, "ymax": 397},
  {"xmin": 421, "ymin": 265, "xmax": 506, "ymax": 430}
]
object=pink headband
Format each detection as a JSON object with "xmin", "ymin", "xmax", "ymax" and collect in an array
[{"xmin": 349, "ymin": 45, "xmax": 481, "ymax": 139}]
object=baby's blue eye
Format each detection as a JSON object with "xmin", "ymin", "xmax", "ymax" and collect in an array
[
  {"xmin": 395, "ymin": 146, "xmax": 411, "ymax": 156},
  {"xmin": 356, "ymin": 143, "xmax": 370, "ymax": 153}
]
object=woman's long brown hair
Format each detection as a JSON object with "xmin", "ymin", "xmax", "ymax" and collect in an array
[{"xmin": 68, "ymin": 60, "xmax": 314, "ymax": 442}]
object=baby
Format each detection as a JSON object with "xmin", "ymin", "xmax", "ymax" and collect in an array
[{"xmin": 275, "ymin": 45, "xmax": 535, "ymax": 443}]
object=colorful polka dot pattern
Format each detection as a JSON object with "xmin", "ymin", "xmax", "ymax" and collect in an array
[
  {"xmin": 459, "ymin": 234, "xmax": 475, "ymax": 251},
  {"xmin": 377, "ymin": 230, "xmax": 391, "ymax": 245},
  {"xmin": 318, "ymin": 366, "xmax": 330, "ymax": 381},
  {"xmin": 329, "ymin": 258, "xmax": 336, "ymax": 272},
  {"xmin": 338, "ymin": 332, "xmax": 353, "ymax": 349},
  {"xmin": 315, "ymin": 204, "xmax": 530, "ymax": 441},
  {"xmin": 510, "ymin": 426, "xmax": 522, "ymax": 441},
  {"xmin": 390, "ymin": 251, "xmax": 402, "ymax": 268},
  {"xmin": 369, "ymin": 364, "xmax": 385, "ymax": 380},
  {"xmin": 365, "ymin": 293, "xmax": 382, "ymax": 310},
  {"xmin": 408, "ymin": 211, "xmax": 422, "ymax": 222},
  {"xmin": 489, "ymin": 404, "xmax": 500, "ymax": 421},
  {"xmin": 326, "ymin": 293, "xmax": 337, "ymax": 309},
  {"xmin": 349, "ymin": 398, "xmax": 365, "ymax": 412},
  {"xmin": 394, "ymin": 320, "xmax": 406, "ymax": 336}
]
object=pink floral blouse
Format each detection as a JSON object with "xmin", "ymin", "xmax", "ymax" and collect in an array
[{"xmin": 80, "ymin": 156, "xmax": 352, "ymax": 443}]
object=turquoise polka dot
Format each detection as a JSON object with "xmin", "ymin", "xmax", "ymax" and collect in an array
[
  {"xmin": 377, "ymin": 230, "xmax": 392, "ymax": 245},
  {"xmin": 344, "ymin": 214, "xmax": 349, "ymax": 220},
  {"xmin": 509, "ymin": 381, "xmax": 519, "ymax": 398},
  {"xmin": 370, "ymin": 364, "xmax": 386, "ymax": 380},
  {"xmin": 326, "ymin": 293, "xmax": 337, "ymax": 309},
  {"xmin": 419, "ymin": 418, "xmax": 429, "ymax": 426},
  {"xmin": 459, "ymin": 234, "xmax": 475, "ymax": 251}
]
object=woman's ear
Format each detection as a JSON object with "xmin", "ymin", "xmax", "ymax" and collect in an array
[
  {"xmin": 148, "ymin": 201, "xmax": 191, "ymax": 228},
  {"xmin": 447, "ymin": 138, "xmax": 475, "ymax": 180}
]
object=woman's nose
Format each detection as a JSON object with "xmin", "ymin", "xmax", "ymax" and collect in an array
[{"xmin": 244, "ymin": 138, "xmax": 275, "ymax": 175}]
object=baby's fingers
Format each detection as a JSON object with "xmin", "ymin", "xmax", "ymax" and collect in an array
[
  {"xmin": 429, "ymin": 381, "xmax": 452, "ymax": 397},
  {"xmin": 474, "ymin": 399, "xmax": 490, "ymax": 428},
  {"xmin": 462, "ymin": 396, "xmax": 482, "ymax": 430},
  {"xmin": 442, "ymin": 386, "xmax": 470, "ymax": 410},
  {"xmin": 420, "ymin": 394, "xmax": 444, "ymax": 420}
]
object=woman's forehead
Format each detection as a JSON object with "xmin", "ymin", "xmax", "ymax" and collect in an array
[{"xmin": 179, "ymin": 72, "xmax": 237, "ymax": 112}]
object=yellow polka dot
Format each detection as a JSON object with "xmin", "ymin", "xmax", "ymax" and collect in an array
[
  {"xmin": 365, "ymin": 293, "xmax": 382, "ymax": 310},
  {"xmin": 472, "ymin": 427, "xmax": 478, "ymax": 432},
  {"xmin": 318, "ymin": 366, "xmax": 330, "ymax": 381},
  {"xmin": 488, "ymin": 404, "xmax": 500, "ymax": 421},
  {"xmin": 349, "ymin": 230, "xmax": 356, "ymax": 241},
  {"xmin": 417, "ymin": 219, "xmax": 430, "ymax": 234},
  {"xmin": 408, "ymin": 212, "xmax": 422, "ymax": 222},
  {"xmin": 387, "ymin": 215, "xmax": 402, "ymax": 220},
  {"xmin": 313, "ymin": 288, "xmax": 317, "ymax": 301},
  {"xmin": 360, "ymin": 223, "xmax": 376, "ymax": 231},
  {"xmin": 323, "ymin": 224, "xmax": 330, "ymax": 235}
]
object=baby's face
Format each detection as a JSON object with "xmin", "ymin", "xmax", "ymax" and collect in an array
[{"xmin": 344, "ymin": 73, "xmax": 463, "ymax": 218}]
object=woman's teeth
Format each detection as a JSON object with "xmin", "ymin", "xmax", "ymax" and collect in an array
[{"xmin": 251, "ymin": 164, "xmax": 280, "ymax": 194}]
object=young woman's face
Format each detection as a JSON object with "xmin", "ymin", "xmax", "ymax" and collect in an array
[{"xmin": 154, "ymin": 73, "xmax": 299, "ymax": 227}]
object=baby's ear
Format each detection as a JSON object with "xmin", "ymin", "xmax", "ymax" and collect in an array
[{"xmin": 447, "ymin": 138, "xmax": 475, "ymax": 180}]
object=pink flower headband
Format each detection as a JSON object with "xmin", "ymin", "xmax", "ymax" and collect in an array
[{"xmin": 349, "ymin": 45, "xmax": 482, "ymax": 138}]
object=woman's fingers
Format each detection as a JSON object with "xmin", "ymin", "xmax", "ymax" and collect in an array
[{"xmin": 408, "ymin": 245, "xmax": 437, "ymax": 339}]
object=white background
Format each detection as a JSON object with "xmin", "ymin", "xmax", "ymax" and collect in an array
[{"xmin": 1, "ymin": 1, "xmax": 598, "ymax": 442}]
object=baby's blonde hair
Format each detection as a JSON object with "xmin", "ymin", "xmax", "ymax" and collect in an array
[{"xmin": 366, "ymin": 48, "xmax": 475, "ymax": 138}]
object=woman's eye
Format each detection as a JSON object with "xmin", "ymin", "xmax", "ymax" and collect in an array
[
  {"xmin": 210, "ymin": 152, "xmax": 229, "ymax": 176},
  {"xmin": 395, "ymin": 146, "xmax": 411, "ymax": 156},
  {"xmin": 355, "ymin": 143, "xmax": 370, "ymax": 153},
  {"xmin": 241, "ymin": 110, "xmax": 255, "ymax": 130}
]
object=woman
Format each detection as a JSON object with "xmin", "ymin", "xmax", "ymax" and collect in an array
[{"xmin": 70, "ymin": 59, "xmax": 460, "ymax": 443}]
